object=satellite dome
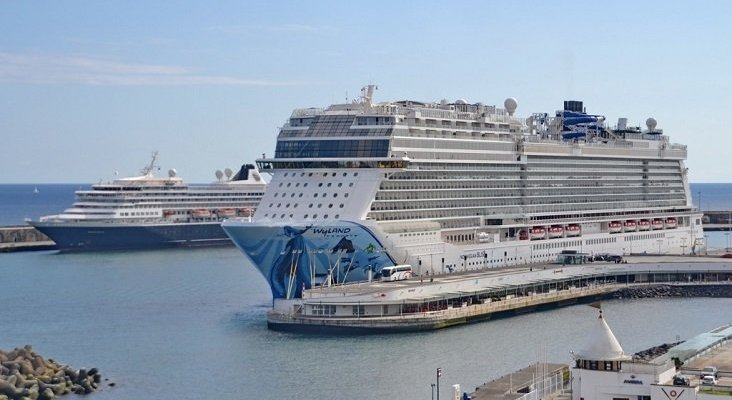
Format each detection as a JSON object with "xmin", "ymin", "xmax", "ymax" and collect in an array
[
  {"xmin": 504, "ymin": 97, "xmax": 518, "ymax": 116},
  {"xmin": 455, "ymin": 99, "xmax": 467, "ymax": 105},
  {"xmin": 224, "ymin": 168, "xmax": 233, "ymax": 178},
  {"xmin": 646, "ymin": 117, "xmax": 657, "ymax": 131},
  {"xmin": 252, "ymin": 171, "xmax": 261, "ymax": 181},
  {"xmin": 215, "ymin": 170, "xmax": 224, "ymax": 180},
  {"xmin": 167, "ymin": 168, "xmax": 177, "ymax": 178},
  {"xmin": 440, "ymin": 99, "xmax": 449, "ymax": 105}
]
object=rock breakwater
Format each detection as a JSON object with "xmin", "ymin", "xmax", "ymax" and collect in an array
[
  {"xmin": 613, "ymin": 284, "xmax": 732, "ymax": 299},
  {"xmin": 0, "ymin": 346, "xmax": 106, "ymax": 400}
]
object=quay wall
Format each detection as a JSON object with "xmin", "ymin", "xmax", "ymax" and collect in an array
[{"xmin": 0, "ymin": 226, "xmax": 56, "ymax": 252}]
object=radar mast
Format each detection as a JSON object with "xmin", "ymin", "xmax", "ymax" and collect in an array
[{"xmin": 140, "ymin": 151, "xmax": 159, "ymax": 176}]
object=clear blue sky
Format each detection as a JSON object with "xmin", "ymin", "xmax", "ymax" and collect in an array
[{"xmin": 1, "ymin": 1, "xmax": 730, "ymax": 183}]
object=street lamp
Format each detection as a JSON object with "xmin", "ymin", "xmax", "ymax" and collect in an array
[
  {"xmin": 436, "ymin": 368, "xmax": 442, "ymax": 400},
  {"xmin": 431, "ymin": 383, "xmax": 436, "ymax": 400}
]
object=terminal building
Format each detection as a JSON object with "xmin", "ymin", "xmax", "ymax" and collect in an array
[{"xmin": 571, "ymin": 312, "xmax": 732, "ymax": 400}]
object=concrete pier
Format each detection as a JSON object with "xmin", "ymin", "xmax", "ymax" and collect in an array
[
  {"xmin": 469, "ymin": 363, "xmax": 569, "ymax": 400},
  {"xmin": 0, "ymin": 226, "xmax": 56, "ymax": 252},
  {"xmin": 268, "ymin": 256, "xmax": 732, "ymax": 333}
]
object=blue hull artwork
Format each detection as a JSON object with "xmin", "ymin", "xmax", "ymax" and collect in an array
[{"xmin": 222, "ymin": 221, "xmax": 396, "ymax": 299}]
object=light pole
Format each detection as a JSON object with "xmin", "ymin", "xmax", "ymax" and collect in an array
[
  {"xmin": 431, "ymin": 383, "xmax": 435, "ymax": 400},
  {"xmin": 698, "ymin": 191, "xmax": 702, "ymax": 211},
  {"xmin": 436, "ymin": 368, "xmax": 442, "ymax": 400}
]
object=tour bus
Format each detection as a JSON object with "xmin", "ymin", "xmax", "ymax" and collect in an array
[{"xmin": 380, "ymin": 265, "xmax": 413, "ymax": 281}]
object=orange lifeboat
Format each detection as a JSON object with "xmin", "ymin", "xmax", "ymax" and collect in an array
[
  {"xmin": 190, "ymin": 209, "xmax": 211, "ymax": 218},
  {"xmin": 651, "ymin": 219, "xmax": 664, "ymax": 230},
  {"xmin": 518, "ymin": 230, "xmax": 529, "ymax": 240},
  {"xmin": 608, "ymin": 221, "xmax": 622, "ymax": 233},
  {"xmin": 565, "ymin": 224, "xmax": 581, "ymax": 237},
  {"xmin": 529, "ymin": 227, "xmax": 546, "ymax": 240},
  {"xmin": 217, "ymin": 208, "xmax": 236, "ymax": 218},
  {"xmin": 548, "ymin": 226, "xmax": 563, "ymax": 238},
  {"xmin": 637, "ymin": 220, "xmax": 651, "ymax": 231},
  {"xmin": 665, "ymin": 217, "xmax": 677, "ymax": 229},
  {"xmin": 238, "ymin": 208, "xmax": 254, "ymax": 217},
  {"xmin": 623, "ymin": 221, "xmax": 637, "ymax": 232},
  {"xmin": 162, "ymin": 210, "xmax": 174, "ymax": 217}
]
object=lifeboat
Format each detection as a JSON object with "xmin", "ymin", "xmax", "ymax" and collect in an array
[
  {"xmin": 608, "ymin": 221, "xmax": 622, "ymax": 233},
  {"xmin": 623, "ymin": 221, "xmax": 637, "ymax": 232},
  {"xmin": 190, "ymin": 209, "xmax": 211, "ymax": 218},
  {"xmin": 238, "ymin": 208, "xmax": 254, "ymax": 217},
  {"xmin": 162, "ymin": 210, "xmax": 174, "ymax": 217},
  {"xmin": 665, "ymin": 217, "xmax": 678, "ymax": 229},
  {"xmin": 651, "ymin": 219, "xmax": 664, "ymax": 230},
  {"xmin": 518, "ymin": 230, "xmax": 529, "ymax": 240},
  {"xmin": 548, "ymin": 226, "xmax": 564, "ymax": 238},
  {"xmin": 565, "ymin": 224, "xmax": 581, "ymax": 237},
  {"xmin": 529, "ymin": 227, "xmax": 546, "ymax": 240},
  {"xmin": 477, "ymin": 232, "xmax": 492, "ymax": 242},
  {"xmin": 637, "ymin": 220, "xmax": 651, "ymax": 231},
  {"xmin": 217, "ymin": 208, "xmax": 236, "ymax": 218}
]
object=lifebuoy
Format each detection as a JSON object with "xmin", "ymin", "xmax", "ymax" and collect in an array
[{"xmin": 669, "ymin": 390, "xmax": 677, "ymax": 397}]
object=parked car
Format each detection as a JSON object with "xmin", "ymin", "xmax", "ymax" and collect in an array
[
  {"xmin": 702, "ymin": 375, "xmax": 718, "ymax": 385},
  {"xmin": 673, "ymin": 375, "xmax": 690, "ymax": 386},
  {"xmin": 702, "ymin": 366, "xmax": 718, "ymax": 378}
]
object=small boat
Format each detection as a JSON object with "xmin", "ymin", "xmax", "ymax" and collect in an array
[
  {"xmin": 162, "ymin": 210, "xmax": 175, "ymax": 217},
  {"xmin": 518, "ymin": 230, "xmax": 529, "ymax": 240},
  {"xmin": 565, "ymin": 224, "xmax": 581, "ymax": 237},
  {"xmin": 477, "ymin": 232, "xmax": 492, "ymax": 242},
  {"xmin": 623, "ymin": 221, "xmax": 637, "ymax": 232},
  {"xmin": 548, "ymin": 226, "xmax": 564, "ymax": 238},
  {"xmin": 651, "ymin": 219, "xmax": 664, "ymax": 230},
  {"xmin": 637, "ymin": 220, "xmax": 651, "ymax": 231},
  {"xmin": 190, "ymin": 209, "xmax": 211, "ymax": 218},
  {"xmin": 608, "ymin": 221, "xmax": 622, "ymax": 233},
  {"xmin": 529, "ymin": 227, "xmax": 546, "ymax": 240},
  {"xmin": 665, "ymin": 217, "xmax": 677, "ymax": 229},
  {"xmin": 238, "ymin": 208, "xmax": 254, "ymax": 217},
  {"xmin": 33, "ymin": 186, "xmax": 39, "ymax": 194},
  {"xmin": 217, "ymin": 208, "xmax": 237, "ymax": 218}
]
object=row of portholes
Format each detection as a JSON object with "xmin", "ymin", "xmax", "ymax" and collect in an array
[
  {"xmin": 262, "ymin": 213, "xmax": 341, "ymax": 220},
  {"xmin": 273, "ymin": 192, "xmax": 349, "ymax": 199},
  {"xmin": 268, "ymin": 203, "xmax": 346, "ymax": 209},
  {"xmin": 282, "ymin": 172, "xmax": 360, "ymax": 178},
  {"xmin": 277, "ymin": 181, "xmax": 356, "ymax": 188}
]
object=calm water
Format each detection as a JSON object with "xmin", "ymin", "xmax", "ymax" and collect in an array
[
  {"xmin": 1, "ymin": 184, "xmax": 732, "ymax": 399},
  {"xmin": 1, "ymin": 248, "xmax": 732, "ymax": 400}
]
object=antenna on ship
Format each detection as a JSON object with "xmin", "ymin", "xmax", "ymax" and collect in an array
[{"xmin": 140, "ymin": 151, "xmax": 159, "ymax": 176}]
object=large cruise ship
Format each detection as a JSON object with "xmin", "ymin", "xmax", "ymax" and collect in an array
[
  {"xmin": 222, "ymin": 86, "xmax": 704, "ymax": 300},
  {"xmin": 31, "ymin": 153, "xmax": 266, "ymax": 252}
]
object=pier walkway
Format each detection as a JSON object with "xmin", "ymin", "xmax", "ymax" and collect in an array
[{"xmin": 268, "ymin": 256, "xmax": 732, "ymax": 333}]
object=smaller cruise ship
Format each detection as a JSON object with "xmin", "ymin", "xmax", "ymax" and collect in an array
[{"xmin": 30, "ymin": 153, "xmax": 266, "ymax": 252}]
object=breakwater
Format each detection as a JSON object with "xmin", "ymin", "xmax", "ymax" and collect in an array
[
  {"xmin": 0, "ymin": 345, "xmax": 106, "ymax": 400},
  {"xmin": 613, "ymin": 283, "xmax": 732, "ymax": 299},
  {"xmin": 0, "ymin": 227, "xmax": 55, "ymax": 252}
]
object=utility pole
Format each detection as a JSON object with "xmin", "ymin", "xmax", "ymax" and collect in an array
[{"xmin": 436, "ymin": 368, "xmax": 442, "ymax": 400}]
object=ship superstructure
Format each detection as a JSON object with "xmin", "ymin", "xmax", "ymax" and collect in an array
[
  {"xmin": 31, "ymin": 153, "xmax": 266, "ymax": 251},
  {"xmin": 222, "ymin": 86, "xmax": 704, "ymax": 299}
]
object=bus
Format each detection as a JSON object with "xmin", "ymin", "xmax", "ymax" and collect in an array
[{"xmin": 380, "ymin": 265, "xmax": 412, "ymax": 281}]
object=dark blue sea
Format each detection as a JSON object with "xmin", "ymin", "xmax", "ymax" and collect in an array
[{"xmin": 2, "ymin": 184, "xmax": 732, "ymax": 400}]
